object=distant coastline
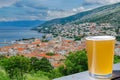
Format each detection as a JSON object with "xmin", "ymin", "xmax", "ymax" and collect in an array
[{"xmin": 0, "ymin": 26, "xmax": 45, "ymax": 47}]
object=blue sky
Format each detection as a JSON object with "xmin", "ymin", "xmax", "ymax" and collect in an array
[{"xmin": 0, "ymin": 0, "xmax": 120, "ymax": 21}]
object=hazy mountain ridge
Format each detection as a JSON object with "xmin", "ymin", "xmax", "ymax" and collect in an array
[
  {"xmin": 0, "ymin": 20, "xmax": 45, "ymax": 27},
  {"xmin": 37, "ymin": 2, "xmax": 120, "ymax": 29}
]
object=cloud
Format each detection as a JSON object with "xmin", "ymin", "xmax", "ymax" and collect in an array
[
  {"xmin": 2, "ymin": 0, "xmax": 117, "ymax": 21},
  {"xmin": 84, "ymin": 0, "xmax": 120, "ymax": 5},
  {"xmin": 0, "ymin": 0, "xmax": 87, "ymax": 21},
  {"xmin": 72, "ymin": 7, "xmax": 85, "ymax": 12},
  {"xmin": 0, "ymin": 0, "xmax": 19, "ymax": 8},
  {"xmin": 46, "ymin": 10, "xmax": 74, "ymax": 20},
  {"xmin": 0, "ymin": 7, "xmax": 85, "ymax": 21},
  {"xmin": 14, "ymin": 0, "xmax": 48, "ymax": 10},
  {"xmin": 45, "ymin": 6, "xmax": 85, "ymax": 20},
  {"xmin": 0, "ymin": 0, "xmax": 86, "ymax": 21}
]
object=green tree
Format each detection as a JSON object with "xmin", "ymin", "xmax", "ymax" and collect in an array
[
  {"xmin": 30, "ymin": 57, "xmax": 53, "ymax": 72},
  {"xmin": 0, "ymin": 67, "xmax": 10, "ymax": 80},
  {"xmin": 116, "ymin": 36, "xmax": 120, "ymax": 41},
  {"xmin": 42, "ymin": 35, "xmax": 46, "ymax": 39},
  {"xmin": 30, "ymin": 57, "xmax": 39, "ymax": 71},
  {"xmin": 74, "ymin": 36, "xmax": 82, "ymax": 41},
  {"xmin": 42, "ymin": 35, "xmax": 49, "ymax": 42},
  {"xmin": 38, "ymin": 57, "xmax": 53, "ymax": 72},
  {"xmin": 114, "ymin": 55, "xmax": 120, "ymax": 64},
  {"xmin": 0, "ymin": 55, "xmax": 6, "ymax": 60},
  {"xmin": 25, "ymin": 71, "xmax": 49, "ymax": 80},
  {"xmin": 46, "ymin": 52, "xmax": 55, "ymax": 56},
  {"xmin": 64, "ymin": 50, "xmax": 88, "ymax": 75},
  {"xmin": 49, "ymin": 67, "xmax": 63, "ymax": 79},
  {"xmin": 0, "ymin": 56, "xmax": 30, "ymax": 79}
]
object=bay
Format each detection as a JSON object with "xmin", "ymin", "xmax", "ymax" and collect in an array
[{"xmin": 0, "ymin": 26, "xmax": 44, "ymax": 47}]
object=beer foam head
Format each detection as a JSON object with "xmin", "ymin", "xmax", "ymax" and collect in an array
[{"xmin": 86, "ymin": 36, "xmax": 115, "ymax": 40}]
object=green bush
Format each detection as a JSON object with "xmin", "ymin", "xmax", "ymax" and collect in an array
[
  {"xmin": 0, "ymin": 50, "xmax": 120, "ymax": 80},
  {"xmin": 114, "ymin": 55, "xmax": 120, "ymax": 63},
  {"xmin": 64, "ymin": 50, "xmax": 88, "ymax": 75},
  {"xmin": 0, "ymin": 67, "xmax": 10, "ymax": 80},
  {"xmin": 25, "ymin": 72, "xmax": 49, "ymax": 80}
]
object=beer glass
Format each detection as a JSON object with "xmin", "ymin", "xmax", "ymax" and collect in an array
[{"xmin": 86, "ymin": 36, "xmax": 115, "ymax": 78}]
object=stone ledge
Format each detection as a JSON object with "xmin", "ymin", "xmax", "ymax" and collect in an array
[{"xmin": 53, "ymin": 63, "xmax": 120, "ymax": 80}]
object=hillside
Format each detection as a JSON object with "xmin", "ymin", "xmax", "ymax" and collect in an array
[{"xmin": 37, "ymin": 2, "xmax": 120, "ymax": 29}]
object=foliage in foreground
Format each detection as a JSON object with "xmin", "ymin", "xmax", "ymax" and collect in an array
[
  {"xmin": 0, "ymin": 56, "xmax": 53, "ymax": 80},
  {"xmin": 25, "ymin": 71, "xmax": 49, "ymax": 80},
  {"xmin": 0, "ymin": 50, "xmax": 120, "ymax": 80},
  {"xmin": 0, "ymin": 67, "xmax": 10, "ymax": 80},
  {"xmin": 114, "ymin": 55, "xmax": 120, "ymax": 64},
  {"xmin": 63, "ymin": 50, "xmax": 88, "ymax": 75}
]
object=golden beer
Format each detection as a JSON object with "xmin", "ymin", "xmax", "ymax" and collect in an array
[{"xmin": 86, "ymin": 36, "xmax": 115, "ymax": 78}]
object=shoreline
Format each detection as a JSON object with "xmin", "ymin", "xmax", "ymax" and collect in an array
[{"xmin": 0, "ymin": 27, "xmax": 45, "ymax": 47}]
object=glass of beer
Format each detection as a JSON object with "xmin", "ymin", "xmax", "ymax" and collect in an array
[{"xmin": 86, "ymin": 36, "xmax": 115, "ymax": 79}]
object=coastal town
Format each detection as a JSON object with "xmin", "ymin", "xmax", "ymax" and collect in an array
[
  {"xmin": 0, "ymin": 22, "xmax": 120, "ymax": 68},
  {"xmin": 0, "ymin": 37, "xmax": 85, "ymax": 68},
  {"xmin": 39, "ymin": 22, "xmax": 117, "ymax": 38}
]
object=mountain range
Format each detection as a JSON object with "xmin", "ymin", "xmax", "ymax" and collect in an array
[
  {"xmin": 0, "ymin": 20, "xmax": 44, "ymax": 27},
  {"xmin": 37, "ymin": 2, "xmax": 120, "ymax": 29}
]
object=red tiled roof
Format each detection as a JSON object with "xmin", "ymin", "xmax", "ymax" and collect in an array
[
  {"xmin": 17, "ymin": 48, "xmax": 25, "ymax": 51},
  {"xmin": 19, "ymin": 53, "xmax": 36, "ymax": 57},
  {"xmin": 37, "ymin": 53, "xmax": 51, "ymax": 59}
]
